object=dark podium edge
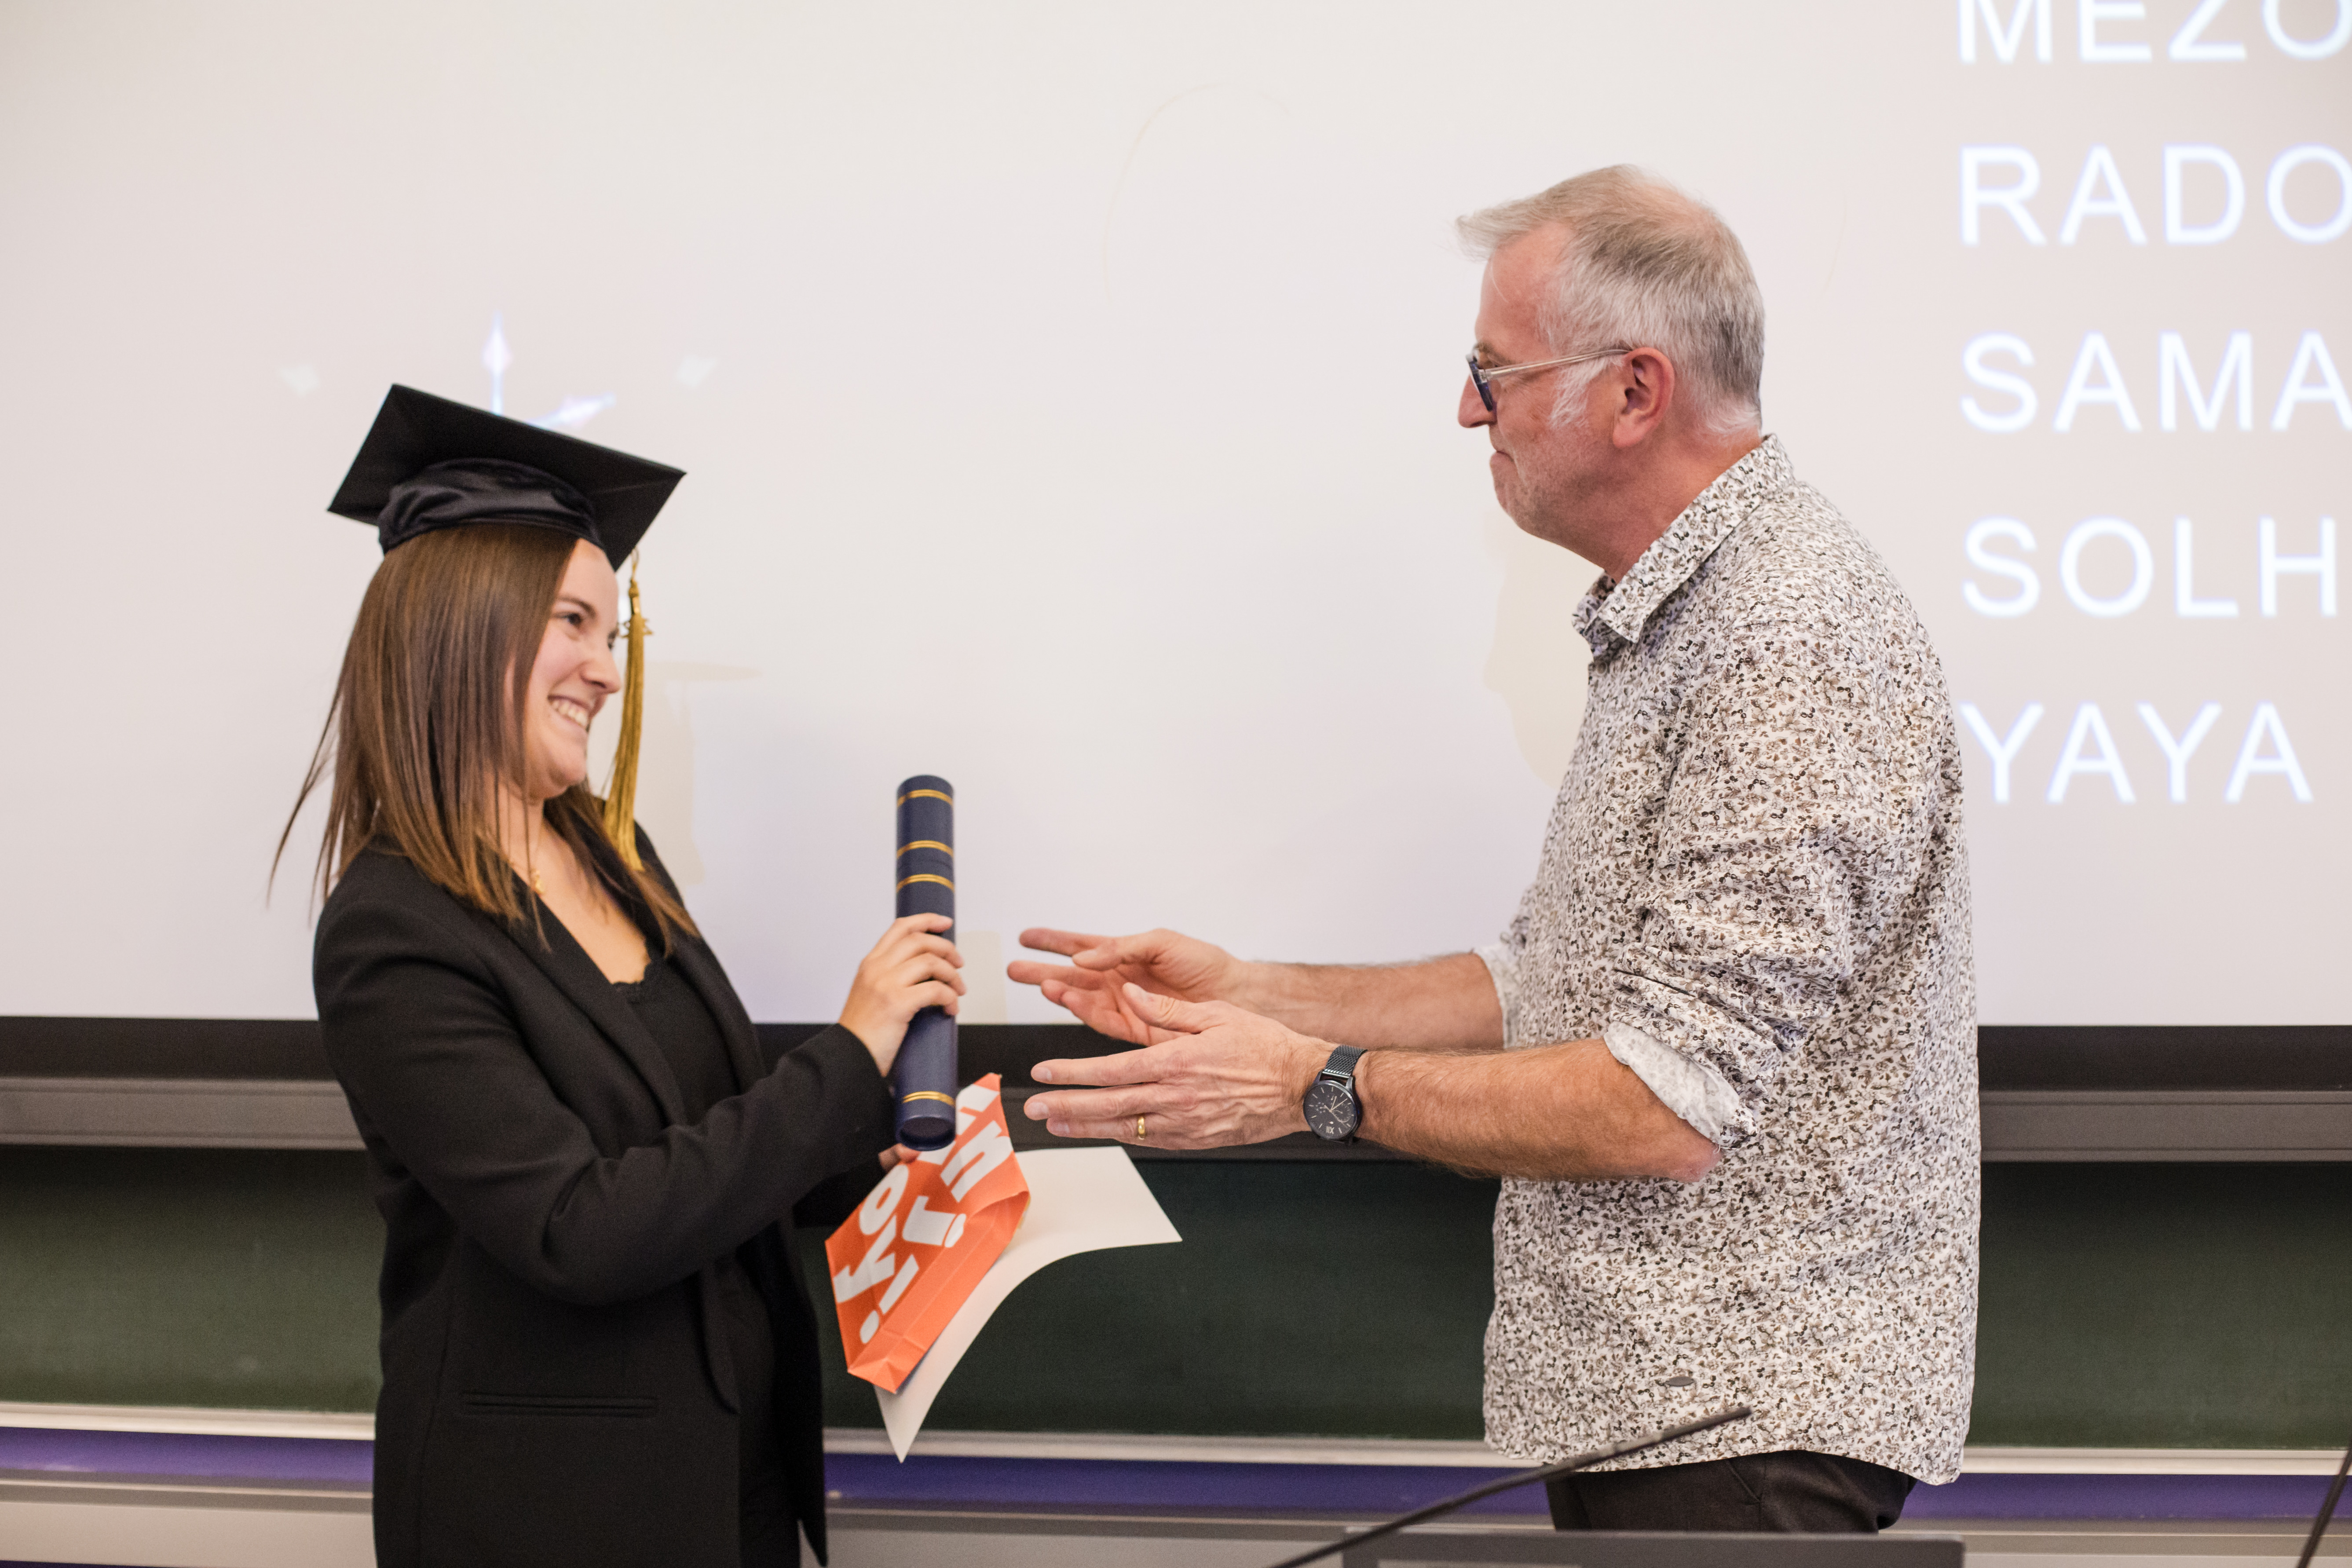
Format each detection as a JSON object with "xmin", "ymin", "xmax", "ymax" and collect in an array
[{"xmin": 5, "ymin": 1019, "xmax": 2347, "ymax": 1087}]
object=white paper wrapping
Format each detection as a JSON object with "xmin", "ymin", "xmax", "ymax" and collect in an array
[{"xmin": 874, "ymin": 1146, "xmax": 1182, "ymax": 1459}]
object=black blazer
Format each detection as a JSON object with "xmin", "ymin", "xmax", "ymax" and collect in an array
[{"xmin": 314, "ymin": 833, "xmax": 894, "ymax": 1568}]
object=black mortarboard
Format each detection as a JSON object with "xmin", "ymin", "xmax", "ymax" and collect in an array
[{"xmin": 327, "ymin": 384, "xmax": 684, "ymax": 568}]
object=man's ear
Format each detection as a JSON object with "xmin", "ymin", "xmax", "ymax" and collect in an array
[{"xmin": 1610, "ymin": 347, "xmax": 1676, "ymax": 450}]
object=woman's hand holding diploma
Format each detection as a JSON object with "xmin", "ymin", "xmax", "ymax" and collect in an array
[{"xmin": 838, "ymin": 913, "xmax": 963, "ymax": 1076}]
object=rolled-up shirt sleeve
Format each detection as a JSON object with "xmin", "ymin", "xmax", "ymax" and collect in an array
[
  {"xmin": 1602, "ymin": 1021, "xmax": 1744, "ymax": 1148},
  {"xmin": 1475, "ymin": 929, "xmax": 1525, "ymax": 1051},
  {"xmin": 1605, "ymin": 630, "xmax": 1909, "ymax": 1147}
]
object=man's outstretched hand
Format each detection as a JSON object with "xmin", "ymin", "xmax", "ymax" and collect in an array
[
  {"xmin": 1022, "ymin": 984, "xmax": 1324, "ymax": 1149},
  {"xmin": 1007, "ymin": 927, "xmax": 1247, "ymax": 1045}
]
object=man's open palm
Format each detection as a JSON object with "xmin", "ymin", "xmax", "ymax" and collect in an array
[{"xmin": 1007, "ymin": 927, "xmax": 1242, "ymax": 1044}]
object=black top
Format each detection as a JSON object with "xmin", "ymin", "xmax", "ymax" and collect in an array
[
  {"xmin": 613, "ymin": 954, "xmax": 789, "ymax": 1550},
  {"xmin": 615, "ymin": 954, "xmax": 740, "ymax": 1124},
  {"xmin": 314, "ymin": 832, "xmax": 894, "ymax": 1568}
]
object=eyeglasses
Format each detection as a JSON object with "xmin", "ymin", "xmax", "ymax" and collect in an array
[{"xmin": 1465, "ymin": 346, "xmax": 1631, "ymax": 413}]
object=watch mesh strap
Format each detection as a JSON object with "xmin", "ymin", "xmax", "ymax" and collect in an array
[{"xmin": 1312, "ymin": 1045, "xmax": 1368, "ymax": 1144}]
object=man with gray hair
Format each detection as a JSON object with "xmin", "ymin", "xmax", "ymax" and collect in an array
[{"xmin": 1012, "ymin": 166, "xmax": 1978, "ymax": 1532}]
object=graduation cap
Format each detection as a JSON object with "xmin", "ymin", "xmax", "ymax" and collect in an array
[
  {"xmin": 328, "ymin": 384, "xmax": 684, "ymax": 567},
  {"xmin": 329, "ymin": 384, "xmax": 684, "ymax": 868}
]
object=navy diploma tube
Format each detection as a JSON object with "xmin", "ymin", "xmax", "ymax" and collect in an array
[{"xmin": 892, "ymin": 775, "xmax": 958, "ymax": 1150}]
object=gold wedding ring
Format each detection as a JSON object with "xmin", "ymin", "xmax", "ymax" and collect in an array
[{"xmin": 1136, "ymin": 1115, "xmax": 1149, "ymax": 1142}]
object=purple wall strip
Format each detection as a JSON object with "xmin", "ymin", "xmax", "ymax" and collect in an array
[
  {"xmin": 1907, "ymin": 1470, "xmax": 2336, "ymax": 1521},
  {"xmin": 820, "ymin": 1455, "xmax": 2338, "ymax": 1521},
  {"xmin": 823, "ymin": 1454, "xmax": 1546, "ymax": 1516},
  {"xmin": 0, "ymin": 1426, "xmax": 2336, "ymax": 1523},
  {"xmin": 0, "ymin": 1426, "xmax": 371, "ymax": 1486}
]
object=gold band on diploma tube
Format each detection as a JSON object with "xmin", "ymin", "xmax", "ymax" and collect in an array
[
  {"xmin": 896, "ymin": 874, "xmax": 954, "ymax": 892},
  {"xmin": 897, "ymin": 789, "xmax": 953, "ymax": 806},
  {"xmin": 900, "ymin": 1090, "xmax": 956, "ymax": 1106},
  {"xmin": 897, "ymin": 841, "xmax": 952, "ymax": 856}
]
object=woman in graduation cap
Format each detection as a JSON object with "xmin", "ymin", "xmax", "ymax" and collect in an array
[{"xmin": 281, "ymin": 386, "xmax": 953, "ymax": 1568}]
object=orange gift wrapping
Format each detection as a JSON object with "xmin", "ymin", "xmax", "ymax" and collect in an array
[{"xmin": 826, "ymin": 1073, "xmax": 1029, "ymax": 1393}]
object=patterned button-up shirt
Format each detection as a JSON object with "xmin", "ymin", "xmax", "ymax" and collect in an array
[{"xmin": 1475, "ymin": 436, "xmax": 1978, "ymax": 1484}]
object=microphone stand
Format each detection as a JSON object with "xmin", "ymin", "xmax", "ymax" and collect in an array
[
  {"xmin": 1260, "ymin": 1404, "xmax": 1752, "ymax": 1568},
  {"xmin": 2293, "ymin": 1436, "xmax": 2352, "ymax": 1568}
]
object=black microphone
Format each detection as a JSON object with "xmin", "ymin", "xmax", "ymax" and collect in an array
[
  {"xmin": 892, "ymin": 775, "xmax": 958, "ymax": 1151},
  {"xmin": 1260, "ymin": 1404, "xmax": 1752, "ymax": 1568}
]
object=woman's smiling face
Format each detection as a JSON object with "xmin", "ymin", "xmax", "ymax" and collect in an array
[{"xmin": 521, "ymin": 540, "xmax": 622, "ymax": 801}]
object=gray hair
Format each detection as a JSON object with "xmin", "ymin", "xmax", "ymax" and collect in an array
[{"xmin": 1458, "ymin": 167, "xmax": 1765, "ymax": 438}]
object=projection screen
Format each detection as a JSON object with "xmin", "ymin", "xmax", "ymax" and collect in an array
[{"xmin": 2, "ymin": 0, "xmax": 2344, "ymax": 1027}]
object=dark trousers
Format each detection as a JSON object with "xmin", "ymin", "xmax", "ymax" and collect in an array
[
  {"xmin": 736, "ymin": 1500, "xmax": 797, "ymax": 1568},
  {"xmin": 1547, "ymin": 1450, "xmax": 1916, "ymax": 1533}
]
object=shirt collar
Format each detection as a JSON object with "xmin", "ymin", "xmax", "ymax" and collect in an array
[{"xmin": 1574, "ymin": 435, "xmax": 1794, "ymax": 653}]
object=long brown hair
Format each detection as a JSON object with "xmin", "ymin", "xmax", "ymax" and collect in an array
[{"xmin": 275, "ymin": 523, "xmax": 697, "ymax": 945}]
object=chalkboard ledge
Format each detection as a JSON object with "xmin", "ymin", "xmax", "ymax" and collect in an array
[
  {"xmin": 1979, "ymin": 1089, "xmax": 2352, "ymax": 1161},
  {"xmin": 0, "ymin": 1077, "xmax": 358, "ymax": 1150},
  {"xmin": 0, "ymin": 1400, "xmax": 373, "ymax": 1441}
]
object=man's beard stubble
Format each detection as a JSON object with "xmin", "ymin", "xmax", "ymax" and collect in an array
[{"xmin": 1498, "ymin": 386, "xmax": 1606, "ymax": 554}]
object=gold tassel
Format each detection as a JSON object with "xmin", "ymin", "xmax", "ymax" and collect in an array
[{"xmin": 601, "ymin": 553, "xmax": 649, "ymax": 869}]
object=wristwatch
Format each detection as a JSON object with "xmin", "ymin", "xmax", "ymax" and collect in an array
[{"xmin": 1302, "ymin": 1045, "xmax": 1368, "ymax": 1143}]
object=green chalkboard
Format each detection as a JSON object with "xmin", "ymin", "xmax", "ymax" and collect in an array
[
  {"xmin": 799, "ymin": 1160, "xmax": 1500, "ymax": 1439},
  {"xmin": 0, "ymin": 1147, "xmax": 380, "ymax": 1411},
  {"xmin": 0, "ymin": 1148, "xmax": 2346, "ymax": 1449},
  {"xmin": 1972, "ymin": 1163, "xmax": 2352, "ymax": 1448}
]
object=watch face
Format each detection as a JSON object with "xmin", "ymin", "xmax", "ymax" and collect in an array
[{"xmin": 1303, "ymin": 1078, "xmax": 1360, "ymax": 1141}]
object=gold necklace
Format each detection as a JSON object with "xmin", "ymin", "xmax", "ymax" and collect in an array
[{"xmin": 516, "ymin": 824, "xmax": 551, "ymax": 898}]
